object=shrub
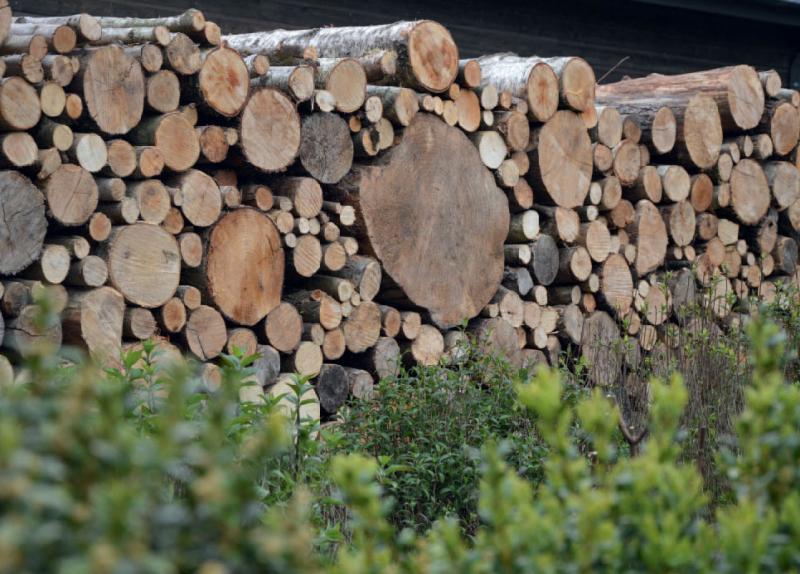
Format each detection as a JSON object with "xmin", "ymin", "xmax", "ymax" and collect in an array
[{"xmin": 337, "ymin": 343, "xmax": 552, "ymax": 534}]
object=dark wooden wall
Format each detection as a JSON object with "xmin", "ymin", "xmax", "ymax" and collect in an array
[{"xmin": 11, "ymin": 0, "xmax": 800, "ymax": 85}]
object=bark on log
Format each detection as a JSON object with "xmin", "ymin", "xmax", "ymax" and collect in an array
[{"xmin": 226, "ymin": 20, "xmax": 458, "ymax": 93}]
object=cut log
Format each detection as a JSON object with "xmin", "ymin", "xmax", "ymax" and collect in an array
[
  {"xmin": 598, "ymin": 253, "xmax": 633, "ymax": 316},
  {"xmin": 42, "ymin": 164, "xmax": 99, "ymax": 226},
  {"xmin": 62, "ymin": 286, "xmax": 125, "ymax": 362},
  {"xmin": 528, "ymin": 110, "xmax": 593, "ymax": 208},
  {"xmin": 475, "ymin": 54, "xmax": 558, "ymax": 122},
  {"xmin": 763, "ymin": 161, "xmax": 800, "ymax": 210},
  {"xmin": 291, "ymin": 235, "xmax": 322, "ymax": 278},
  {"xmin": 612, "ymin": 139, "xmax": 641, "ymax": 186},
  {"xmin": 194, "ymin": 45, "xmax": 249, "ymax": 117},
  {"xmin": 315, "ymin": 58, "xmax": 366, "ymax": 113},
  {"xmin": 182, "ymin": 208, "xmax": 283, "ymax": 326},
  {"xmin": 772, "ymin": 235, "xmax": 798, "ymax": 274},
  {"xmin": 273, "ymin": 177, "xmax": 322, "ymax": 218},
  {"xmin": 157, "ymin": 297, "xmax": 186, "ymax": 333},
  {"xmin": 0, "ymin": 77, "xmax": 41, "ymax": 131},
  {"xmin": 631, "ymin": 165, "xmax": 663, "ymax": 203},
  {"xmin": 578, "ymin": 220, "xmax": 611, "ymax": 263},
  {"xmin": 592, "ymin": 106, "xmax": 623, "ymax": 148},
  {"xmin": 529, "ymin": 234, "xmax": 559, "ymax": 286},
  {"xmin": 539, "ymin": 206, "xmax": 579, "ymax": 243},
  {"xmin": 0, "ymin": 132, "xmax": 38, "ymax": 167},
  {"xmin": 262, "ymin": 301, "xmax": 302, "ymax": 353},
  {"xmin": 101, "ymin": 223, "xmax": 181, "ymax": 308},
  {"xmin": 555, "ymin": 246, "xmax": 592, "ymax": 283},
  {"xmin": 661, "ymin": 201, "xmax": 696, "ymax": 247},
  {"xmin": 328, "ymin": 256, "xmax": 382, "ymax": 301},
  {"xmin": 122, "ymin": 307, "xmax": 156, "ymax": 340},
  {"xmin": 182, "ymin": 304, "xmax": 226, "ymax": 360},
  {"xmin": 130, "ymin": 112, "xmax": 200, "ymax": 173},
  {"xmin": 64, "ymin": 255, "xmax": 107, "ymax": 288},
  {"xmin": 298, "ymin": 112, "xmax": 354, "ymax": 184},
  {"xmin": 729, "ymin": 159, "xmax": 771, "ymax": 225},
  {"xmin": 760, "ymin": 101, "xmax": 800, "ymax": 157},
  {"xmin": 3, "ymin": 304, "xmax": 62, "ymax": 358},
  {"xmin": 580, "ymin": 311, "xmax": 621, "ymax": 386},
  {"xmin": 340, "ymin": 300, "xmax": 380, "ymax": 353},
  {"xmin": 317, "ymin": 363, "xmax": 349, "ymax": 413},
  {"xmin": 404, "ymin": 324, "xmax": 444, "ymax": 366},
  {"xmin": 75, "ymin": 46, "xmax": 144, "ymax": 135},
  {"xmin": 226, "ymin": 21, "xmax": 458, "ymax": 93},
  {"xmin": 366, "ymin": 86, "xmax": 419, "ymax": 127},
  {"xmin": 239, "ymin": 87, "xmax": 301, "ymax": 173},
  {"xmin": 167, "ymin": 169, "xmax": 222, "ymax": 227},
  {"xmin": 335, "ymin": 114, "xmax": 508, "ymax": 328},
  {"xmin": 144, "ymin": 70, "xmax": 180, "ymax": 114},
  {"xmin": 65, "ymin": 133, "xmax": 107, "ymax": 173},
  {"xmin": 626, "ymin": 200, "xmax": 668, "ymax": 276}
]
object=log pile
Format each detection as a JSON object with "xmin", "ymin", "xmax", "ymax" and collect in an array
[{"xmin": 1, "ymin": 7, "xmax": 799, "ymax": 422}]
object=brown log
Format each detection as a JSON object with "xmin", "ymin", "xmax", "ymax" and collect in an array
[
  {"xmin": 314, "ymin": 58, "xmax": 366, "ymax": 113},
  {"xmin": 630, "ymin": 165, "xmax": 663, "ymax": 203},
  {"xmin": 181, "ymin": 304, "xmax": 226, "ymax": 360},
  {"xmin": 129, "ymin": 112, "xmax": 199, "ymax": 173},
  {"xmin": 342, "ymin": 300, "xmax": 381, "ymax": 353},
  {"xmin": 180, "ymin": 208, "xmax": 283, "ymax": 326},
  {"xmin": 18, "ymin": 244, "xmax": 68, "ymax": 285},
  {"xmin": 626, "ymin": 200, "xmax": 668, "ymax": 276},
  {"xmin": 555, "ymin": 246, "xmax": 592, "ymax": 283},
  {"xmin": 73, "ymin": 46, "xmax": 144, "ymax": 135},
  {"xmin": 334, "ymin": 114, "xmax": 508, "ymax": 328},
  {"xmin": 102, "ymin": 139, "xmax": 137, "ymax": 178},
  {"xmin": 157, "ymin": 297, "xmax": 187, "ymax": 333},
  {"xmin": 226, "ymin": 327, "xmax": 258, "ymax": 356},
  {"xmin": 123, "ymin": 307, "xmax": 157, "ymax": 341},
  {"xmin": 577, "ymin": 220, "xmax": 611, "ymax": 263},
  {"xmin": 226, "ymin": 21, "xmax": 458, "ymax": 93},
  {"xmin": 527, "ymin": 110, "xmax": 593, "ymax": 208},
  {"xmin": 60, "ymin": 286, "xmax": 124, "ymax": 362},
  {"xmin": 3, "ymin": 302, "xmax": 62, "ymax": 358},
  {"xmin": 145, "ymin": 70, "xmax": 180, "ymax": 114},
  {"xmin": 0, "ymin": 132, "xmax": 38, "ymax": 168},
  {"xmin": 42, "ymin": 164, "xmax": 98, "ymax": 226},
  {"xmin": 238, "ymin": 87, "xmax": 301, "ymax": 173},
  {"xmin": 0, "ymin": 77, "xmax": 40, "ymax": 131},
  {"xmin": 759, "ymin": 100, "xmax": 800, "ymax": 157},
  {"xmin": 261, "ymin": 301, "xmax": 302, "ymax": 353},
  {"xmin": 591, "ymin": 106, "xmax": 623, "ymax": 148},
  {"xmin": 3, "ymin": 54, "xmax": 43, "ymax": 84},
  {"xmin": 99, "ymin": 223, "xmax": 180, "ymax": 308},
  {"xmin": 475, "ymin": 54, "xmax": 558, "ymax": 122},
  {"xmin": 402, "ymin": 324, "xmax": 444, "ymax": 366},
  {"xmin": 132, "ymin": 146, "xmax": 164, "ymax": 179},
  {"xmin": 365, "ymin": 86, "xmax": 419, "ymax": 127},
  {"xmin": 612, "ymin": 140, "xmax": 641, "ymax": 186},
  {"xmin": 763, "ymin": 161, "xmax": 800, "ymax": 210},
  {"xmin": 253, "ymin": 65, "xmax": 314, "ymax": 102},
  {"xmin": 291, "ymin": 235, "xmax": 322, "ymax": 278},
  {"xmin": 195, "ymin": 125, "xmax": 229, "ymax": 163},
  {"xmin": 190, "ymin": 46, "xmax": 250, "ymax": 117},
  {"xmin": 580, "ymin": 311, "xmax": 621, "ymax": 386},
  {"xmin": 656, "ymin": 165, "xmax": 690, "ymax": 203},
  {"xmin": 598, "ymin": 253, "xmax": 633, "ymax": 316},
  {"xmin": 64, "ymin": 255, "xmax": 107, "ymax": 288},
  {"xmin": 660, "ymin": 201, "xmax": 696, "ymax": 247},
  {"xmin": 167, "ymin": 169, "xmax": 222, "ymax": 227},
  {"xmin": 272, "ymin": 177, "xmax": 323, "ymax": 218},
  {"xmin": 728, "ymin": 159, "xmax": 771, "ymax": 225},
  {"xmin": 752, "ymin": 133, "xmax": 774, "ymax": 160}
]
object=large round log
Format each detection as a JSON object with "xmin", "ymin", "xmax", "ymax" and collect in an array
[
  {"xmin": 42, "ymin": 164, "xmax": 99, "ymax": 226},
  {"xmin": 335, "ymin": 114, "xmax": 508, "ymax": 328},
  {"xmin": 0, "ymin": 171, "xmax": 47, "ymax": 275},
  {"xmin": 102, "ymin": 224, "xmax": 181, "ymax": 308},
  {"xmin": 527, "ymin": 110, "xmax": 593, "ymax": 208},
  {"xmin": 0, "ymin": 77, "xmax": 41, "ymax": 130},
  {"xmin": 239, "ymin": 87, "xmax": 301, "ymax": 173},
  {"xmin": 185, "ymin": 208, "xmax": 284, "ymax": 326},
  {"xmin": 225, "ymin": 20, "xmax": 458, "ymax": 93},
  {"xmin": 77, "ymin": 45, "xmax": 144, "ymax": 135}
]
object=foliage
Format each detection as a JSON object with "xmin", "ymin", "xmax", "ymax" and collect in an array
[
  {"xmin": 0, "ymin": 301, "xmax": 799, "ymax": 572},
  {"xmin": 337, "ymin": 343, "xmax": 553, "ymax": 534}
]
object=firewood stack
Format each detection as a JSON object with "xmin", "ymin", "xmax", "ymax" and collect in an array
[{"xmin": 0, "ymin": 5, "xmax": 799, "ymax": 419}]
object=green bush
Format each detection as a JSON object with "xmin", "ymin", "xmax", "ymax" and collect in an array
[
  {"xmin": 1, "ymin": 304, "xmax": 799, "ymax": 572},
  {"xmin": 338, "ymin": 343, "xmax": 555, "ymax": 534}
]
